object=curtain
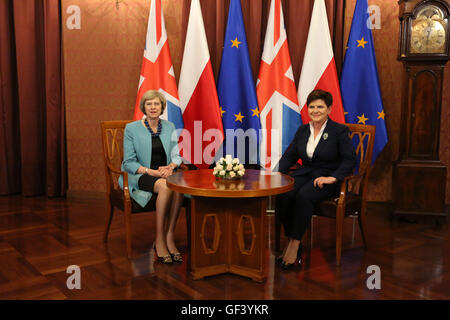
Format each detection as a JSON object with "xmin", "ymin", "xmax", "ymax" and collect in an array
[
  {"xmin": 181, "ymin": 0, "xmax": 346, "ymax": 82},
  {"xmin": 0, "ymin": 0, "xmax": 66, "ymax": 197}
]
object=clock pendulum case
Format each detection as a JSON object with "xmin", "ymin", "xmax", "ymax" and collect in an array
[{"xmin": 393, "ymin": 0, "xmax": 450, "ymax": 224}]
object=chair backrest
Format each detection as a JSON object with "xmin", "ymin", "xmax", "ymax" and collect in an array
[
  {"xmin": 101, "ymin": 120, "xmax": 132, "ymax": 193},
  {"xmin": 344, "ymin": 123, "xmax": 376, "ymax": 197}
]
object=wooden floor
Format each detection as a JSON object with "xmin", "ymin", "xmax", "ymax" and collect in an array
[{"xmin": 0, "ymin": 195, "xmax": 449, "ymax": 300}]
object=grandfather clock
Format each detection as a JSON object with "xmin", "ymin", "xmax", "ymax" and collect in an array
[{"xmin": 393, "ymin": 0, "xmax": 449, "ymax": 224}]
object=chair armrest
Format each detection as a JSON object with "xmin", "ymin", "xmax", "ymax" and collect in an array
[
  {"xmin": 105, "ymin": 163, "xmax": 131, "ymax": 200},
  {"xmin": 106, "ymin": 163, "xmax": 124, "ymax": 175},
  {"xmin": 336, "ymin": 175, "xmax": 360, "ymax": 206},
  {"xmin": 341, "ymin": 175, "xmax": 360, "ymax": 184}
]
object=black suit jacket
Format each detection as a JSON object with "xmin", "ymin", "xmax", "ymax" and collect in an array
[{"xmin": 278, "ymin": 119, "xmax": 356, "ymax": 181}]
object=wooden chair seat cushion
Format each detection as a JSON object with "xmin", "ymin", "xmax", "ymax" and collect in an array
[{"xmin": 317, "ymin": 192, "xmax": 361, "ymax": 218}]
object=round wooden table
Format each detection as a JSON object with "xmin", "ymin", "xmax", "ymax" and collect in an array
[{"xmin": 166, "ymin": 169, "xmax": 294, "ymax": 282}]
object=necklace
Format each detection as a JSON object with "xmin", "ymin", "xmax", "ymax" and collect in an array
[{"xmin": 144, "ymin": 118, "xmax": 162, "ymax": 137}]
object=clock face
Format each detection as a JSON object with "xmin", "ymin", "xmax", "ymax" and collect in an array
[{"xmin": 409, "ymin": 5, "xmax": 447, "ymax": 54}]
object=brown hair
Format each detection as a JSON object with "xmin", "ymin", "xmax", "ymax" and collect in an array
[
  {"xmin": 306, "ymin": 89, "xmax": 333, "ymax": 107},
  {"xmin": 139, "ymin": 90, "xmax": 167, "ymax": 115}
]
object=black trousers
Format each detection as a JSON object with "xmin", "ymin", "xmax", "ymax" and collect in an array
[{"xmin": 277, "ymin": 173, "xmax": 339, "ymax": 241}]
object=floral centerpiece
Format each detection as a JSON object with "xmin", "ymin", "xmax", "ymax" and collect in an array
[{"xmin": 213, "ymin": 155, "xmax": 245, "ymax": 179}]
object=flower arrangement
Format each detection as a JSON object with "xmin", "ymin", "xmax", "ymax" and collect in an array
[{"xmin": 213, "ymin": 155, "xmax": 245, "ymax": 179}]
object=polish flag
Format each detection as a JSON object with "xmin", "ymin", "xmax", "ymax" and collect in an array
[
  {"xmin": 133, "ymin": 0, "xmax": 183, "ymax": 130},
  {"xmin": 178, "ymin": 0, "xmax": 224, "ymax": 168},
  {"xmin": 298, "ymin": 0, "xmax": 345, "ymax": 124}
]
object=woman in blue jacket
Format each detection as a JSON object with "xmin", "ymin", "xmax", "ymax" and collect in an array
[{"xmin": 119, "ymin": 90, "xmax": 183, "ymax": 264}]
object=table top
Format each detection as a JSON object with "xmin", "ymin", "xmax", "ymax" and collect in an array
[{"xmin": 166, "ymin": 169, "xmax": 294, "ymax": 198}]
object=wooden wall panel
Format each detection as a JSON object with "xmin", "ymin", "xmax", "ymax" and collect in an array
[
  {"xmin": 62, "ymin": 0, "xmax": 182, "ymax": 192},
  {"xmin": 63, "ymin": 0, "xmax": 449, "ymax": 203}
]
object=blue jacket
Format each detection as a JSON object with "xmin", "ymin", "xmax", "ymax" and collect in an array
[
  {"xmin": 278, "ymin": 119, "xmax": 356, "ymax": 181},
  {"xmin": 118, "ymin": 119, "xmax": 182, "ymax": 207}
]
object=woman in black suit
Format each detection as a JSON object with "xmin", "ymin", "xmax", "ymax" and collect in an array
[{"xmin": 277, "ymin": 89, "xmax": 356, "ymax": 269}]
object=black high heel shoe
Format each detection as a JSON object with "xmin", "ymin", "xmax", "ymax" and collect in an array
[
  {"xmin": 275, "ymin": 254, "xmax": 284, "ymax": 264},
  {"xmin": 276, "ymin": 243, "xmax": 302, "ymax": 265},
  {"xmin": 153, "ymin": 242, "xmax": 173, "ymax": 264},
  {"xmin": 281, "ymin": 244, "xmax": 302, "ymax": 270},
  {"xmin": 170, "ymin": 252, "xmax": 183, "ymax": 263}
]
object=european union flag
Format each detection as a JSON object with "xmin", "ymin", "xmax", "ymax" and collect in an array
[
  {"xmin": 340, "ymin": 0, "xmax": 388, "ymax": 163},
  {"xmin": 217, "ymin": 0, "xmax": 261, "ymax": 165}
]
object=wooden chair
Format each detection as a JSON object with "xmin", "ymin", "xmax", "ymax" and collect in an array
[
  {"xmin": 101, "ymin": 120, "xmax": 191, "ymax": 258},
  {"xmin": 275, "ymin": 123, "xmax": 376, "ymax": 265}
]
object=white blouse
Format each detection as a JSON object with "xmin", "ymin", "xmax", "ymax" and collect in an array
[{"xmin": 306, "ymin": 120, "xmax": 328, "ymax": 159}]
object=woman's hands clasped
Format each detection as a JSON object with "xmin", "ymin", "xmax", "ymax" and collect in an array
[
  {"xmin": 157, "ymin": 165, "xmax": 174, "ymax": 178},
  {"xmin": 142, "ymin": 165, "xmax": 174, "ymax": 178}
]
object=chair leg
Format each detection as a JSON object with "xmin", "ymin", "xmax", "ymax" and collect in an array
[
  {"xmin": 124, "ymin": 204, "xmax": 132, "ymax": 259},
  {"xmin": 336, "ymin": 209, "xmax": 344, "ymax": 266},
  {"xmin": 358, "ymin": 209, "xmax": 368, "ymax": 249},
  {"xmin": 275, "ymin": 209, "xmax": 281, "ymax": 252},
  {"xmin": 310, "ymin": 215, "xmax": 316, "ymax": 248},
  {"xmin": 104, "ymin": 200, "xmax": 114, "ymax": 242},
  {"xmin": 185, "ymin": 200, "xmax": 191, "ymax": 249},
  {"xmin": 351, "ymin": 216, "xmax": 356, "ymax": 247}
]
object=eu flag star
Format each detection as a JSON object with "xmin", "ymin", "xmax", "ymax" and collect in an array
[
  {"xmin": 219, "ymin": 106, "xmax": 226, "ymax": 117},
  {"xmin": 357, "ymin": 114, "xmax": 369, "ymax": 124},
  {"xmin": 377, "ymin": 110, "xmax": 385, "ymax": 120},
  {"xmin": 251, "ymin": 108, "xmax": 260, "ymax": 117},
  {"xmin": 230, "ymin": 37, "xmax": 241, "ymax": 48},
  {"xmin": 357, "ymin": 37, "xmax": 368, "ymax": 48},
  {"xmin": 234, "ymin": 112, "xmax": 245, "ymax": 123}
]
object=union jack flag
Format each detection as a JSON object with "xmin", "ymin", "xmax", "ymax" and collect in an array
[
  {"xmin": 256, "ymin": 0, "xmax": 301, "ymax": 171},
  {"xmin": 133, "ymin": 0, "xmax": 183, "ymax": 130}
]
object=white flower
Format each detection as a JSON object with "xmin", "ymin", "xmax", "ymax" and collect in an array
[
  {"xmin": 238, "ymin": 170, "xmax": 245, "ymax": 176},
  {"xmin": 220, "ymin": 157, "xmax": 225, "ymax": 163},
  {"xmin": 229, "ymin": 171, "xmax": 236, "ymax": 178},
  {"xmin": 238, "ymin": 164, "xmax": 244, "ymax": 170},
  {"xmin": 226, "ymin": 163, "xmax": 233, "ymax": 171},
  {"xmin": 232, "ymin": 158, "xmax": 239, "ymax": 164},
  {"xmin": 225, "ymin": 154, "xmax": 232, "ymax": 161},
  {"xmin": 213, "ymin": 169, "xmax": 218, "ymax": 175},
  {"xmin": 216, "ymin": 164, "xmax": 222, "ymax": 170},
  {"xmin": 219, "ymin": 170, "xmax": 226, "ymax": 176},
  {"xmin": 233, "ymin": 166, "xmax": 239, "ymax": 172}
]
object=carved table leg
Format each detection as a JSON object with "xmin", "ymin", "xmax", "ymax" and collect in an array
[{"xmin": 190, "ymin": 196, "xmax": 267, "ymax": 282}]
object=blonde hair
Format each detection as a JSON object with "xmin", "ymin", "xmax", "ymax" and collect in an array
[{"xmin": 139, "ymin": 90, "xmax": 167, "ymax": 115}]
